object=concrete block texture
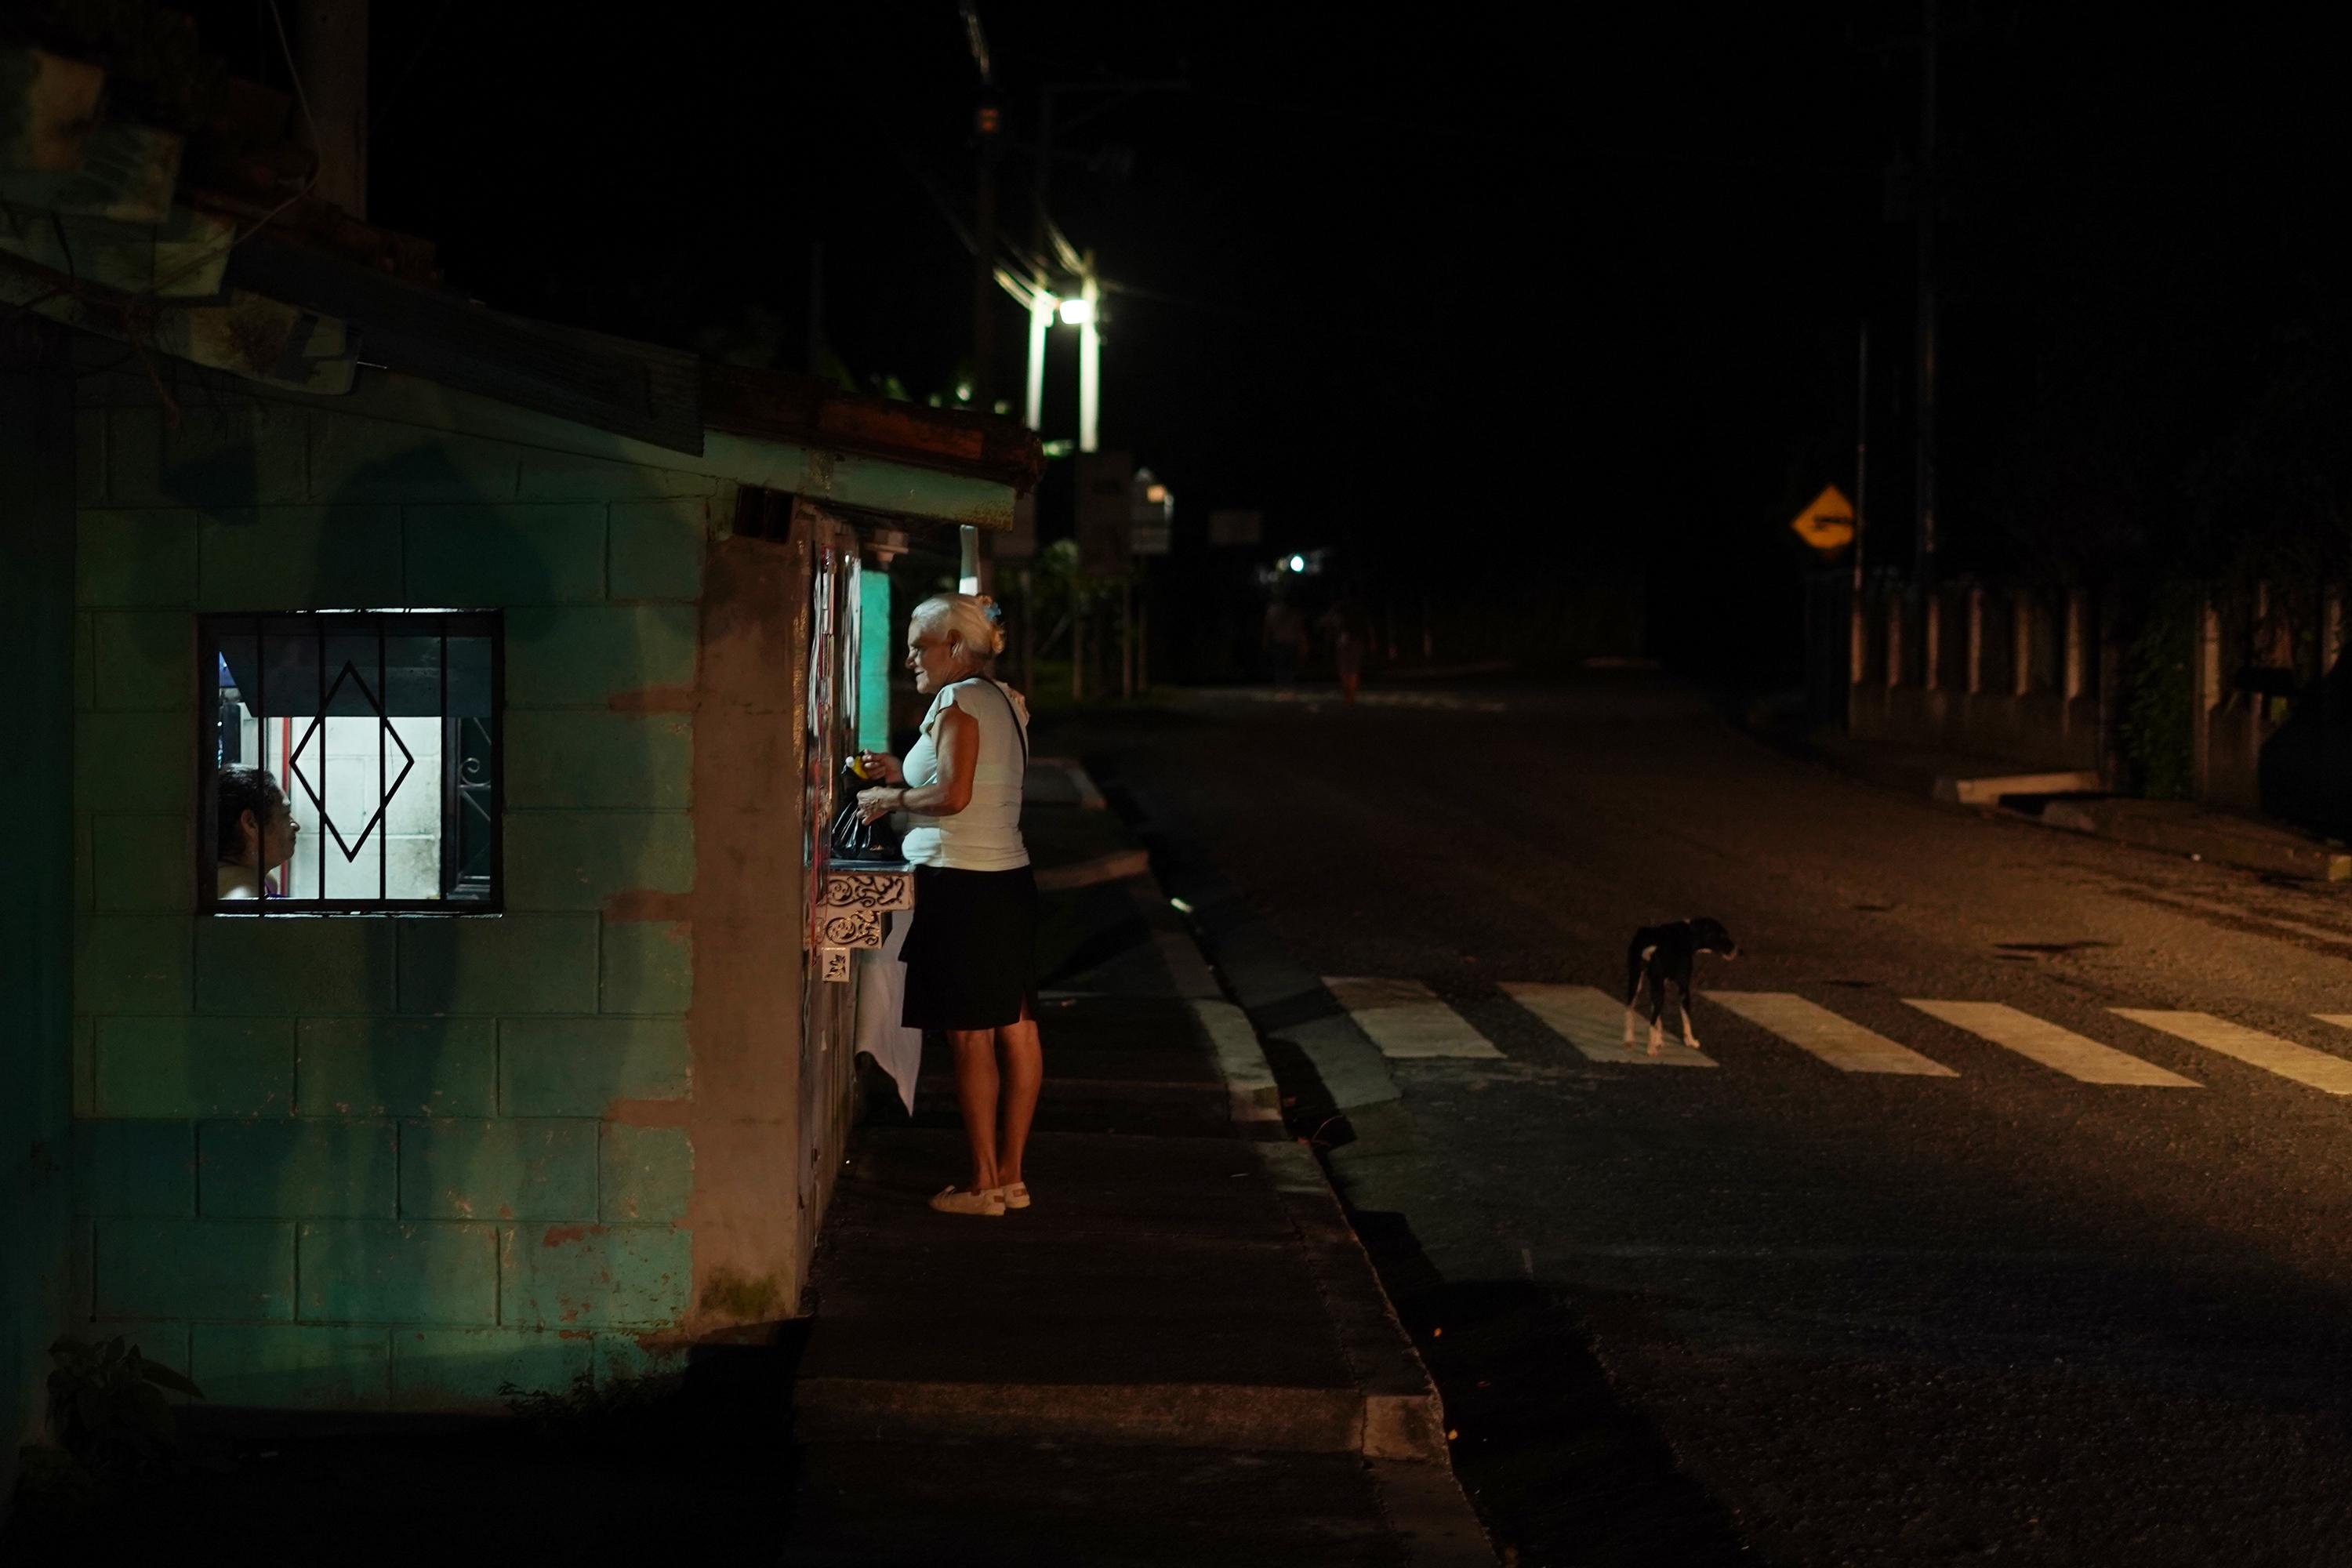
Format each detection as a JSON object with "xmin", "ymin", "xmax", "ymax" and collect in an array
[
  {"xmin": 77, "ymin": 710, "xmax": 193, "ymax": 811},
  {"xmin": 398, "ymin": 1118, "xmax": 597, "ymax": 1221},
  {"xmin": 95, "ymin": 1218, "xmax": 294, "ymax": 1320},
  {"xmin": 599, "ymin": 919, "xmax": 691, "ymax": 1014},
  {"xmin": 95, "ymin": 1015, "xmax": 293, "ymax": 1118},
  {"xmin": 395, "ymin": 913, "xmax": 600, "ymax": 1014},
  {"xmin": 390, "ymin": 1327, "xmax": 593, "ymax": 1408},
  {"xmin": 93, "ymin": 814, "xmax": 196, "ymax": 911},
  {"xmin": 608, "ymin": 497, "xmax": 708, "ymax": 600},
  {"xmin": 499, "ymin": 1222, "xmax": 691, "ymax": 1327},
  {"xmin": 309, "ymin": 412, "xmax": 519, "ymax": 505},
  {"xmin": 76, "ymin": 914, "xmax": 193, "ymax": 1014},
  {"xmin": 520, "ymin": 453, "xmax": 719, "ymax": 503},
  {"xmin": 297, "ymin": 1220, "xmax": 499, "ymax": 1325},
  {"xmin": 503, "ymin": 711, "xmax": 691, "ymax": 809},
  {"xmin": 78, "ymin": 509, "xmax": 198, "ymax": 606},
  {"xmin": 151, "ymin": 398, "xmax": 310, "ymax": 507},
  {"xmin": 194, "ymin": 916, "xmax": 397, "ymax": 1014},
  {"xmin": 503, "ymin": 811, "xmax": 693, "ymax": 910},
  {"xmin": 505, "ymin": 603, "xmax": 698, "ymax": 708},
  {"xmin": 198, "ymin": 506, "xmax": 403, "ymax": 610},
  {"xmin": 90, "ymin": 609, "xmax": 191, "ymax": 710},
  {"xmin": 499, "ymin": 1018, "xmax": 690, "ymax": 1115},
  {"xmin": 191, "ymin": 1323, "xmax": 390, "ymax": 1410},
  {"xmin": 296, "ymin": 1016, "xmax": 495, "ymax": 1117},
  {"xmin": 72, "ymin": 1119, "xmax": 196, "ymax": 1216},
  {"xmin": 199, "ymin": 1120, "xmax": 397, "ymax": 1218},
  {"xmin": 598, "ymin": 1124, "xmax": 693, "ymax": 1223},
  {"xmin": 403, "ymin": 503, "xmax": 607, "ymax": 605}
]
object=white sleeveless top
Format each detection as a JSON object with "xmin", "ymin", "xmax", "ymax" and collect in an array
[{"xmin": 899, "ymin": 677, "xmax": 1030, "ymax": 870}]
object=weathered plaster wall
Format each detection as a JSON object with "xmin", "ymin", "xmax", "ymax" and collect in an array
[
  {"xmin": 64, "ymin": 362, "xmax": 777, "ymax": 1410},
  {"xmin": 1, "ymin": 351, "xmax": 79, "ymax": 1512}
]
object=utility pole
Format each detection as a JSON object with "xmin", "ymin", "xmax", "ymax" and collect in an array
[
  {"xmin": 1855, "ymin": 320, "xmax": 1869, "ymax": 596},
  {"xmin": 1913, "ymin": 0, "xmax": 1939, "ymax": 584},
  {"xmin": 959, "ymin": 3, "xmax": 996, "ymax": 598},
  {"xmin": 292, "ymin": 0, "xmax": 368, "ymax": 217}
]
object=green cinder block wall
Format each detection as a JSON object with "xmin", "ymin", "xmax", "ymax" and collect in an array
[{"xmin": 67, "ymin": 370, "xmax": 723, "ymax": 1410}]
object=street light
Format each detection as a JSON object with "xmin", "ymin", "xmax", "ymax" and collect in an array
[{"xmin": 1056, "ymin": 296, "xmax": 1094, "ymax": 327}]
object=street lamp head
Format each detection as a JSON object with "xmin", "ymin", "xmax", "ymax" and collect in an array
[{"xmin": 1057, "ymin": 296, "xmax": 1094, "ymax": 327}]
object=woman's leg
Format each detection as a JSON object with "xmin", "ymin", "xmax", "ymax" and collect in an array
[
  {"xmin": 946, "ymin": 1028, "xmax": 1001, "ymax": 1191},
  {"xmin": 994, "ymin": 1004, "xmax": 1044, "ymax": 1187}
]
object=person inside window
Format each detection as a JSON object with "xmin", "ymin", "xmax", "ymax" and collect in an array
[{"xmin": 214, "ymin": 766, "xmax": 298, "ymax": 900}]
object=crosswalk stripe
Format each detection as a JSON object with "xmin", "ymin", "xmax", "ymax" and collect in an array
[
  {"xmin": 1904, "ymin": 1000, "xmax": 2199, "ymax": 1087},
  {"xmin": 2108, "ymin": 1011, "xmax": 2352, "ymax": 1094},
  {"xmin": 1322, "ymin": 976, "xmax": 1503, "ymax": 1059},
  {"xmin": 1711, "ymin": 992, "xmax": 1957, "ymax": 1076},
  {"xmin": 1501, "ymin": 982, "xmax": 1718, "ymax": 1067}
]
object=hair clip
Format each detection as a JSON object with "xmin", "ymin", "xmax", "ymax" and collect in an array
[{"xmin": 982, "ymin": 601, "xmax": 1004, "ymax": 624}]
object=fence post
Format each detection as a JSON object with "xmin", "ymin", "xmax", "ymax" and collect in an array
[
  {"xmin": 1924, "ymin": 590, "xmax": 1943, "ymax": 691},
  {"xmin": 2096, "ymin": 586, "xmax": 2124, "ymax": 789},
  {"xmin": 1886, "ymin": 593, "xmax": 1904, "ymax": 690},
  {"xmin": 2326, "ymin": 586, "xmax": 2345, "ymax": 837},
  {"xmin": 2192, "ymin": 597, "xmax": 2220, "ymax": 801},
  {"xmin": 1965, "ymin": 586, "xmax": 1985, "ymax": 695},
  {"xmin": 2013, "ymin": 588, "xmax": 2034, "ymax": 697},
  {"xmin": 2063, "ymin": 590, "xmax": 2087, "ymax": 702}
]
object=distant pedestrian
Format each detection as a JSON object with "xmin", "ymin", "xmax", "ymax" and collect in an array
[
  {"xmin": 213, "ymin": 766, "xmax": 298, "ymax": 899},
  {"xmin": 1263, "ymin": 597, "xmax": 1308, "ymax": 687},
  {"xmin": 1319, "ymin": 594, "xmax": 1370, "ymax": 705},
  {"xmin": 856, "ymin": 592, "xmax": 1043, "ymax": 1218}
]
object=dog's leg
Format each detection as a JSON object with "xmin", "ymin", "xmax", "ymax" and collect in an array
[
  {"xmin": 1624, "ymin": 967, "xmax": 1644, "ymax": 1044},
  {"xmin": 1679, "ymin": 982, "xmax": 1702, "ymax": 1051},
  {"xmin": 1645, "ymin": 967, "xmax": 1666, "ymax": 1055}
]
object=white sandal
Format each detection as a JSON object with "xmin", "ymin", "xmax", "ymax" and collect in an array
[
  {"xmin": 929, "ymin": 1185, "xmax": 1006, "ymax": 1217},
  {"xmin": 1001, "ymin": 1181, "xmax": 1031, "ymax": 1210}
]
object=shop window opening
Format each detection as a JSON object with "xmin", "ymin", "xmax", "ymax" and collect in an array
[{"xmin": 198, "ymin": 612, "xmax": 502, "ymax": 913}]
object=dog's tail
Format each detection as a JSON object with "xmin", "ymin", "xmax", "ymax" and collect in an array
[{"xmin": 1625, "ymin": 934, "xmax": 1650, "ymax": 1001}]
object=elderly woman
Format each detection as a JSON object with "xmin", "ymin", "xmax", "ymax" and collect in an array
[{"xmin": 857, "ymin": 592, "xmax": 1043, "ymax": 1218}]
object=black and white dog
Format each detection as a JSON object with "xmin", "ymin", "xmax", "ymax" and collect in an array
[{"xmin": 1623, "ymin": 918, "xmax": 1740, "ymax": 1054}]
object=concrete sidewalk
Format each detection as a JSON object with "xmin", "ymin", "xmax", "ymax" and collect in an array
[
  {"xmin": 783, "ymin": 772, "xmax": 1492, "ymax": 1566},
  {"xmin": 1788, "ymin": 728, "xmax": 2352, "ymax": 881}
]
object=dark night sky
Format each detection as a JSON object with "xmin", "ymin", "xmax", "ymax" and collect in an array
[{"xmin": 180, "ymin": 2, "xmax": 2351, "ymax": 675}]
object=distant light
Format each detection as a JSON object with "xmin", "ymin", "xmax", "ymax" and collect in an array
[
  {"xmin": 1287, "ymin": 554, "xmax": 1306, "ymax": 572},
  {"xmin": 1170, "ymin": 895, "xmax": 1193, "ymax": 914},
  {"xmin": 1041, "ymin": 438, "xmax": 1076, "ymax": 458},
  {"xmin": 1058, "ymin": 297, "xmax": 1094, "ymax": 326},
  {"xmin": 1145, "ymin": 484, "xmax": 1167, "ymax": 504},
  {"xmin": 954, "ymin": 381, "xmax": 974, "ymax": 402}
]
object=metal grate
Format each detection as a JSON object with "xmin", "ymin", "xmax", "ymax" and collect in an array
[{"xmin": 198, "ymin": 612, "xmax": 502, "ymax": 913}]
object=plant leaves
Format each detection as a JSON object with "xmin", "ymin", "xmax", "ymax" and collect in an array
[{"xmin": 140, "ymin": 1361, "xmax": 205, "ymax": 1399}]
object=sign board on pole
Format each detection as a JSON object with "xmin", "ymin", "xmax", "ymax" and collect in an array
[
  {"xmin": 1076, "ymin": 449, "xmax": 1132, "ymax": 576},
  {"xmin": 1208, "ymin": 509, "xmax": 1262, "ymax": 546},
  {"xmin": 1130, "ymin": 466, "xmax": 1172, "ymax": 556},
  {"xmin": 996, "ymin": 490, "xmax": 1036, "ymax": 559},
  {"xmin": 1788, "ymin": 484, "xmax": 1856, "ymax": 554}
]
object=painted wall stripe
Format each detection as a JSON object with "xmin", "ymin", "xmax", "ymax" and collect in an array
[
  {"xmin": 1322, "ymin": 976, "xmax": 1503, "ymax": 1060},
  {"xmin": 1501, "ymin": 982, "xmax": 1717, "ymax": 1068},
  {"xmin": 2111, "ymin": 1011, "xmax": 2352, "ymax": 1094},
  {"xmin": 1904, "ymin": 1000, "xmax": 2198, "ymax": 1087},
  {"xmin": 1711, "ymin": 992, "xmax": 1957, "ymax": 1076}
]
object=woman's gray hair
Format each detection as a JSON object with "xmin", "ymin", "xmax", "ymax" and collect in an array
[{"xmin": 911, "ymin": 592, "xmax": 1007, "ymax": 662}]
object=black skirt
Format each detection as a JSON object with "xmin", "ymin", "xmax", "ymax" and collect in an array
[{"xmin": 899, "ymin": 864, "xmax": 1038, "ymax": 1030}]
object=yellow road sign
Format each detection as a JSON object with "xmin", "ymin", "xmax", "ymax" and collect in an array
[{"xmin": 1790, "ymin": 484, "xmax": 1856, "ymax": 553}]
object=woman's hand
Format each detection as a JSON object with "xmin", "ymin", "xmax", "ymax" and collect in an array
[
  {"xmin": 856, "ymin": 750, "xmax": 905, "ymax": 786},
  {"xmin": 856, "ymin": 786, "xmax": 906, "ymax": 824}
]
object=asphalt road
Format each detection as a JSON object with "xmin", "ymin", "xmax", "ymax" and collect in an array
[{"xmin": 1062, "ymin": 673, "xmax": 2352, "ymax": 1567}]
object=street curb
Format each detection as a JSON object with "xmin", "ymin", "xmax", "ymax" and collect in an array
[
  {"xmin": 793, "ymin": 1377, "xmax": 1367, "ymax": 1453},
  {"xmin": 1126, "ymin": 869, "xmax": 1495, "ymax": 1564},
  {"xmin": 1769, "ymin": 726, "xmax": 2352, "ymax": 881},
  {"xmin": 1033, "ymin": 846, "xmax": 1152, "ymax": 891}
]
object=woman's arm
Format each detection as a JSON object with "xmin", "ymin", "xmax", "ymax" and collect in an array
[{"xmin": 858, "ymin": 705, "xmax": 977, "ymax": 821}]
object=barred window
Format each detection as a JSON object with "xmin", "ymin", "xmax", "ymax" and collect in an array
[{"xmin": 200, "ymin": 612, "xmax": 502, "ymax": 912}]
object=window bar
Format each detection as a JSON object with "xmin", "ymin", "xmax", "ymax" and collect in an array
[
  {"xmin": 378, "ymin": 625, "xmax": 388, "ymax": 902},
  {"xmin": 488, "ymin": 615, "xmax": 505, "ymax": 909},
  {"xmin": 254, "ymin": 615, "xmax": 267, "ymax": 914},
  {"xmin": 439, "ymin": 618, "xmax": 448, "ymax": 902},
  {"xmin": 317, "ymin": 617, "xmax": 327, "ymax": 902}
]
